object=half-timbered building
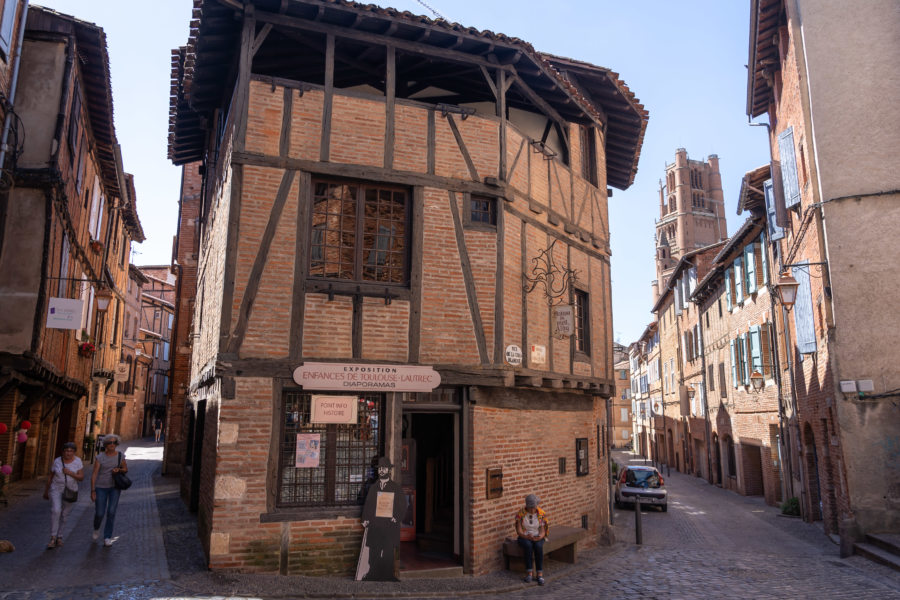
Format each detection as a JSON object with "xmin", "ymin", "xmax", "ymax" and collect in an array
[{"xmin": 168, "ymin": 0, "xmax": 646, "ymax": 576}]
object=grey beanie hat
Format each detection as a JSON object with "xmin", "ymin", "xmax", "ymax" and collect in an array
[{"xmin": 525, "ymin": 494, "xmax": 539, "ymax": 508}]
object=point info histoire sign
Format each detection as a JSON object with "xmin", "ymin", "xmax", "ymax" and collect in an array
[{"xmin": 292, "ymin": 363, "xmax": 442, "ymax": 392}]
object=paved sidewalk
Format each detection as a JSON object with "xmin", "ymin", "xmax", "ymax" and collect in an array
[{"xmin": 2, "ymin": 443, "xmax": 896, "ymax": 599}]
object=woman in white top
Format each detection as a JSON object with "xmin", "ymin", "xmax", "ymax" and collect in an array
[
  {"xmin": 91, "ymin": 433, "xmax": 128, "ymax": 547},
  {"xmin": 43, "ymin": 441, "xmax": 84, "ymax": 548}
]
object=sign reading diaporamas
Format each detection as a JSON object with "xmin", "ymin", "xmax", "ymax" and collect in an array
[{"xmin": 293, "ymin": 363, "xmax": 441, "ymax": 392}]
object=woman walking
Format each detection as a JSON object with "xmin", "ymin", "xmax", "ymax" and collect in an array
[
  {"xmin": 43, "ymin": 441, "xmax": 84, "ymax": 548},
  {"xmin": 91, "ymin": 434, "xmax": 128, "ymax": 547}
]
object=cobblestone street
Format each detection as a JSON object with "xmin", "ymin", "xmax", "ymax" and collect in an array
[{"xmin": 0, "ymin": 443, "xmax": 898, "ymax": 599}]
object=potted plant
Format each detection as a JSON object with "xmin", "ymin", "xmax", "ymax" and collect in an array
[
  {"xmin": 78, "ymin": 341, "xmax": 96, "ymax": 357},
  {"xmin": 90, "ymin": 239, "xmax": 103, "ymax": 253}
]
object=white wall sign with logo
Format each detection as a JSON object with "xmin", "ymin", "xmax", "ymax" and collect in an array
[
  {"xmin": 46, "ymin": 298, "xmax": 84, "ymax": 330},
  {"xmin": 114, "ymin": 362, "xmax": 130, "ymax": 382},
  {"xmin": 293, "ymin": 363, "xmax": 441, "ymax": 392},
  {"xmin": 552, "ymin": 304, "xmax": 574, "ymax": 337},
  {"xmin": 530, "ymin": 344, "xmax": 546, "ymax": 364},
  {"xmin": 311, "ymin": 395, "xmax": 359, "ymax": 424},
  {"xmin": 504, "ymin": 344, "xmax": 523, "ymax": 367}
]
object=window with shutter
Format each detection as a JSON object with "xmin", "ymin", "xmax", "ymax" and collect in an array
[
  {"xmin": 763, "ymin": 179, "xmax": 785, "ymax": 240},
  {"xmin": 725, "ymin": 267, "xmax": 733, "ymax": 311},
  {"xmin": 745, "ymin": 244, "xmax": 757, "ymax": 294},
  {"xmin": 719, "ymin": 362, "xmax": 727, "ymax": 398},
  {"xmin": 0, "ymin": 0, "xmax": 16, "ymax": 58},
  {"xmin": 778, "ymin": 127, "xmax": 802, "ymax": 208},
  {"xmin": 730, "ymin": 340, "xmax": 737, "ymax": 388},
  {"xmin": 757, "ymin": 238, "xmax": 768, "ymax": 288},
  {"xmin": 760, "ymin": 322, "xmax": 774, "ymax": 377},
  {"xmin": 734, "ymin": 257, "xmax": 744, "ymax": 304},
  {"xmin": 742, "ymin": 333, "xmax": 752, "ymax": 386},
  {"xmin": 675, "ymin": 282, "xmax": 683, "ymax": 315},
  {"xmin": 750, "ymin": 326, "xmax": 763, "ymax": 377},
  {"xmin": 792, "ymin": 263, "xmax": 817, "ymax": 353},
  {"xmin": 708, "ymin": 364, "xmax": 715, "ymax": 391}
]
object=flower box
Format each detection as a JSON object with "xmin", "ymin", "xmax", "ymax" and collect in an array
[{"xmin": 78, "ymin": 342, "xmax": 96, "ymax": 357}]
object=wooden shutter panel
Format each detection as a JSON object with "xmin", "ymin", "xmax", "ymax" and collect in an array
[
  {"xmin": 758, "ymin": 237, "xmax": 768, "ymax": 287},
  {"xmin": 763, "ymin": 179, "xmax": 785, "ymax": 240},
  {"xmin": 769, "ymin": 162, "xmax": 789, "ymax": 227},
  {"xmin": 719, "ymin": 362, "xmax": 727, "ymax": 398},
  {"xmin": 0, "ymin": 0, "xmax": 16, "ymax": 56},
  {"xmin": 750, "ymin": 325, "xmax": 763, "ymax": 375},
  {"xmin": 792, "ymin": 263, "xmax": 817, "ymax": 353},
  {"xmin": 725, "ymin": 267, "xmax": 733, "ymax": 311},
  {"xmin": 708, "ymin": 364, "xmax": 715, "ymax": 391},
  {"xmin": 760, "ymin": 322, "xmax": 774, "ymax": 377},
  {"xmin": 734, "ymin": 257, "xmax": 744, "ymax": 304},
  {"xmin": 778, "ymin": 128, "xmax": 801, "ymax": 208},
  {"xmin": 745, "ymin": 244, "xmax": 757, "ymax": 294},
  {"xmin": 730, "ymin": 339, "xmax": 737, "ymax": 388}
]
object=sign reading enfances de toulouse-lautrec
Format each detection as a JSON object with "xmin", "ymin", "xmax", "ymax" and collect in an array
[{"xmin": 292, "ymin": 363, "xmax": 441, "ymax": 392}]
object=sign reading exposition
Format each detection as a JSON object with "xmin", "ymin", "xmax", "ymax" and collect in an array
[{"xmin": 293, "ymin": 363, "xmax": 441, "ymax": 392}]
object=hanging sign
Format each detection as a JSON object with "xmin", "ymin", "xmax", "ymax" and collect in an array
[
  {"xmin": 295, "ymin": 433, "xmax": 321, "ymax": 467},
  {"xmin": 293, "ymin": 363, "xmax": 441, "ymax": 392},
  {"xmin": 553, "ymin": 304, "xmax": 575, "ymax": 337},
  {"xmin": 114, "ymin": 363, "xmax": 130, "ymax": 382},
  {"xmin": 46, "ymin": 298, "xmax": 83, "ymax": 330},
  {"xmin": 311, "ymin": 395, "xmax": 358, "ymax": 424},
  {"xmin": 504, "ymin": 345, "xmax": 523, "ymax": 367}
]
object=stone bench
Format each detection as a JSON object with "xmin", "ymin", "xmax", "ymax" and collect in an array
[{"xmin": 502, "ymin": 525, "xmax": 588, "ymax": 571}]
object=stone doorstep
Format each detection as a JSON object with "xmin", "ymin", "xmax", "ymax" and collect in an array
[
  {"xmin": 853, "ymin": 542, "xmax": 900, "ymax": 573},
  {"xmin": 399, "ymin": 566, "xmax": 465, "ymax": 579}
]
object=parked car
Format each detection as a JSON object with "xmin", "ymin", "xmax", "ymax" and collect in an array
[{"xmin": 614, "ymin": 465, "xmax": 667, "ymax": 512}]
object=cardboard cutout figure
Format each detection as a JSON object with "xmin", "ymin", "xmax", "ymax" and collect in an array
[{"xmin": 356, "ymin": 456, "xmax": 404, "ymax": 581}]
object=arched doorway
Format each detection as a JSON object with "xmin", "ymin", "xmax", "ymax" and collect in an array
[{"xmin": 803, "ymin": 422, "xmax": 823, "ymax": 521}]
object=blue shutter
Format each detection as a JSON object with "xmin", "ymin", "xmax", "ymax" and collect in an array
[
  {"xmin": 778, "ymin": 128, "xmax": 801, "ymax": 208},
  {"xmin": 734, "ymin": 257, "xmax": 744, "ymax": 304},
  {"xmin": 730, "ymin": 339, "xmax": 737, "ymax": 388},
  {"xmin": 792, "ymin": 263, "xmax": 817, "ymax": 353},
  {"xmin": 0, "ymin": 0, "xmax": 16, "ymax": 57},
  {"xmin": 675, "ymin": 281, "xmax": 683, "ymax": 315},
  {"xmin": 725, "ymin": 267, "xmax": 733, "ymax": 311},
  {"xmin": 760, "ymin": 235, "xmax": 769, "ymax": 286},
  {"xmin": 763, "ymin": 179, "xmax": 785, "ymax": 241},
  {"xmin": 750, "ymin": 325, "xmax": 762, "ymax": 374},
  {"xmin": 745, "ymin": 244, "xmax": 757, "ymax": 294}
]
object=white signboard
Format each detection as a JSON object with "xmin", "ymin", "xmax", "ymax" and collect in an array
[
  {"xmin": 114, "ymin": 363, "xmax": 130, "ymax": 382},
  {"xmin": 553, "ymin": 304, "xmax": 574, "ymax": 337},
  {"xmin": 293, "ymin": 363, "xmax": 441, "ymax": 392},
  {"xmin": 46, "ymin": 298, "xmax": 83, "ymax": 330},
  {"xmin": 311, "ymin": 395, "xmax": 358, "ymax": 424},
  {"xmin": 530, "ymin": 344, "xmax": 546, "ymax": 364},
  {"xmin": 504, "ymin": 344, "xmax": 523, "ymax": 367}
]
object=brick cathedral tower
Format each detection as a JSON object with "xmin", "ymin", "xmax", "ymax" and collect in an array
[{"xmin": 652, "ymin": 148, "xmax": 727, "ymax": 303}]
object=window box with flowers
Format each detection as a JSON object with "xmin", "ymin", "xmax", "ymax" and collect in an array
[
  {"xmin": 90, "ymin": 239, "xmax": 103, "ymax": 254},
  {"xmin": 78, "ymin": 341, "xmax": 96, "ymax": 357}
]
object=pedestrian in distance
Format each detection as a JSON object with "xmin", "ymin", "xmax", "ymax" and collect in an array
[
  {"xmin": 43, "ymin": 441, "xmax": 83, "ymax": 549},
  {"xmin": 90, "ymin": 433, "xmax": 128, "ymax": 547},
  {"xmin": 154, "ymin": 418, "xmax": 163, "ymax": 443},
  {"xmin": 515, "ymin": 494, "xmax": 549, "ymax": 586}
]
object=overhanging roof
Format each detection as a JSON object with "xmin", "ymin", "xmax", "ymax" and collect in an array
[
  {"xmin": 737, "ymin": 164, "xmax": 770, "ymax": 215},
  {"xmin": 27, "ymin": 6, "xmax": 121, "ymax": 198},
  {"xmin": 169, "ymin": 0, "xmax": 646, "ymax": 189},
  {"xmin": 746, "ymin": 0, "xmax": 783, "ymax": 118}
]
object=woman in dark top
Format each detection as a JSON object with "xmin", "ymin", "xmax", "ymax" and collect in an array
[{"xmin": 90, "ymin": 433, "xmax": 127, "ymax": 547}]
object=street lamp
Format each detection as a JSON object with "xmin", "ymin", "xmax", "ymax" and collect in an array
[
  {"xmin": 95, "ymin": 287, "xmax": 113, "ymax": 312},
  {"xmin": 750, "ymin": 370, "xmax": 765, "ymax": 391},
  {"xmin": 773, "ymin": 273, "xmax": 799, "ymax": 308}
]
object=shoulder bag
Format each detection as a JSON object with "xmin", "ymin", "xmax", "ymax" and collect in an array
[
  {"xmin": 62, "ymin": 468, "xmax": 78, "ymax": 503},
  {"xmin": 112, "ymin": 451, "xmax": 132, "ymax": 490}
]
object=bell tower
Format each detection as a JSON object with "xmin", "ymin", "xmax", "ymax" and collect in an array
[{"xmin": 652, "ymin": 148, "xmax": 727, "ymax": 303}]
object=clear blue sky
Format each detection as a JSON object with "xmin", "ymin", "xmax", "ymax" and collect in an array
[{"xmin": 36, "ymin": 0, "xmax": 769, "ymax": 345}]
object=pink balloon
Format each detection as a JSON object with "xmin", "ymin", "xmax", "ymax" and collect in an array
[
  {"xmin": 16, "ymin": 432, "xmax": 27, "ymax": 443},
  {"xmin": 0, "ymin": 465, "xmax": 11, "ymax": 476}
]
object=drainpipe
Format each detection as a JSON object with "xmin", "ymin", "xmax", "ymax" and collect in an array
[
  {"xmin": 696, "ymin": 305, "xmax": 713, "ymax": 485},
  {"xmin": 0, "ymin": 0, "xmax": 29, "ymax": 173}
]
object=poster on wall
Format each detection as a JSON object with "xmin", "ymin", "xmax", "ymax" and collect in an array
[{"xmin": 295, "ymin": 433, "xmax": 321, "ymax": 468}]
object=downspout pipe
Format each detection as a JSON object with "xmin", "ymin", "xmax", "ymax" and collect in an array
[{"xmin": 0, "ymin": 0, "xmax": 30, "ymax": 173}]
